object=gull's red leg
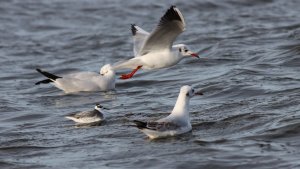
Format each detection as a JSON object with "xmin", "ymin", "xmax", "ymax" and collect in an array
[{"xmin": 120, "ymin": 65, "xmax": 143, "ymax": 79}]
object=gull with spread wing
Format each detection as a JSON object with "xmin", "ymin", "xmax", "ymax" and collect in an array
[{"xmin": 113, "ymin": 6, "xmax": 199, "ymax": 79}]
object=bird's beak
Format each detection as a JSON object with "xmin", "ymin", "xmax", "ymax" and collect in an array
[
  {"xmin": 103, "ymin": 107, "xmax": 110, "ymax": 110},
  {"xmin": 190, "ymin": 53, "xmax": 199, "ymax": 58},
  {"xmin": 195, "ymin": 91, "xmax": 203, "ymax": 95}
]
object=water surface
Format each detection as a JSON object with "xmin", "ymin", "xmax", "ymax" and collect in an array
[{"xmin": 0, "ymin": 0, "xmax": 300, "ymax": 168}]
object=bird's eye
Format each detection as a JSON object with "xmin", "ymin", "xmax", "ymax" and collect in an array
[
  {"xmin": 184, "ymin": 49, "xmax": 188, "ymax": 52},
  {"xmin": 179, "ymin": 48, "xmax": 182, "ymax": 52},
  {"xmin": 192, "ymin": 89, "xmax": 195, "ymax": 93}
]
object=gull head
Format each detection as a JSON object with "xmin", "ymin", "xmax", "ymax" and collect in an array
[
  {"xmin": 180, "ymin": 85, "xmax": 203, "ymax": 98},
  {"xmin": 95, "ymin": 104, "xmax": 109, "ymax": 111},
  {"xmin": 173, "ymin": 44, "xmax": 199, "ymax": 58},
  {"xmin": 100, "ymin": 64, "xmax": 114, "ymax": 75}
]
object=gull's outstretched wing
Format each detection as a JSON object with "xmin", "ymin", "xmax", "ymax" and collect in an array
[
  {"xmin": 131, "ymin": 24, "xmax": 150, "ymax": 57},
  {"xmin": 138, "ymin": 6, "xmax": 186, "ymax": 56}
]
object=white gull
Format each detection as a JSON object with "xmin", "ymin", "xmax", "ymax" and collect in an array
[
  {"xmin": 113, "ymin": 6, "xmax": 199, "ymax": 79},
  {"xmin": 133, "ymin": 85, "xmax": 203, "ymax": 139},
  {"xmin": 35, "ymin": 64, "xmax": 115, "ymax": 93}
]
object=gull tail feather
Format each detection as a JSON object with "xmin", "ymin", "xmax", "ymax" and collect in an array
[
  {"xmin": 36, "ymin": 68, "xmax": 61, "ymax": 82},
  {"xmin": 35, "ymin": 79, "xmax": 53, "ymax": 85},
  {"xmin": 65, "ymin": 116, "xmax": 78, "ymax": 122},
  {"xmin": 133, "ymin": 120, "xmax": 148, "ymax": 129}
]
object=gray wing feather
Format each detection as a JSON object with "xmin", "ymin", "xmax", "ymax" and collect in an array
[
  {"xmin": 74, "ymin": 109, "xmax": 102, "ymax": 119},
  {"xmin": 139, "ymin": 6, "xmax": 185, "ymax": 56},
  {"xmin": 131, "ymin": 24, "xmax": 150, "ymax": 57},
  {"xmin": 146, "ymin": 121, "xmax": 180, "ymax": 131}
]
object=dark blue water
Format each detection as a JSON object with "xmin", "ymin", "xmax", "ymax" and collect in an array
[{"xmin": 0, "ymin": 0, "xmax": 299, "ymax": 168}]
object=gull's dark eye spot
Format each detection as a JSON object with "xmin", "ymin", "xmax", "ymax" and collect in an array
[
  {"xmin": 184, "ymin": 49, "xmax": 188, "ymax": 52},
  {"xmin": 192, "ymin": 89, "xmax": 195, "ymax": 93},
  {"xmin": 179, "ymin": 48, "xmax": 182, "ymax": 52}
]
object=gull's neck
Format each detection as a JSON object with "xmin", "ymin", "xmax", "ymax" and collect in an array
[
  {"xmin": 171, "ymin": 91, "xmax": 190, "ymax": 120},
  {"xmin": 95, "ymin": 107, "xmax": 101, "ymax": 112},
  {"xmin": 106, "ymin": 71, "xmax": 116, "ymax": 79},
  {"xmin": 102, "ymin": 71, "xmax": 116, "ymax": 85},
  {"xmin": 95, "ymin": 108, "xmax": 106, "ymax": 115}
]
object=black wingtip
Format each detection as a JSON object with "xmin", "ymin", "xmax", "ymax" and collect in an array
[
  {"xmin": 133, "ymin": 120, "xmax": 147, "ymax": 129},
  {"xmin": 36, "ymin": 68, "xmax": 42, "ymax": 73},
  {"xmin": 159, "ymin": 5, "xmax": 182, "ymax": 26},
  {"xmin": 131, "ymin": 24, "xmax": 137, "ymax": 36}
]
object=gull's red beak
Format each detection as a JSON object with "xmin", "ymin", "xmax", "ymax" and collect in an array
[{"xmin": 191, "ymin": 53, "xmax": 199, "ymax": 58}]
